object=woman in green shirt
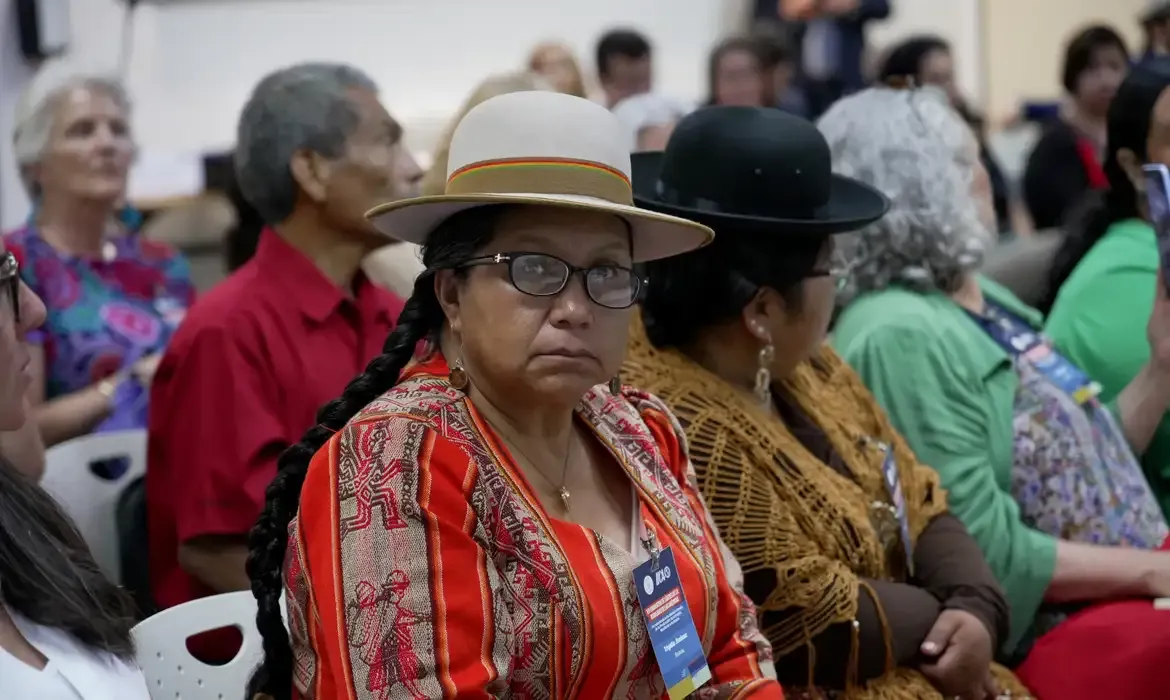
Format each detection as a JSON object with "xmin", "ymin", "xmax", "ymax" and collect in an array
[
  {"xmin": 822, "ymin": 83, "xmax": 1170, "ymax": 699},
  {"xmin": 1044, "ymin": 57, "xmax": 1170, "ymax": 517}
]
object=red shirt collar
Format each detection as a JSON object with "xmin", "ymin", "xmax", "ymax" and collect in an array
[{"xmin": 255, "ymin": 228, "xmax": 395, "ymax": 324}]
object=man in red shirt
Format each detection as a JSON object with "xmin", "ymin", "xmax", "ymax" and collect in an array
[{"xmin": 147, "ymin": 63, "xmax": 419, "ymax": 619}]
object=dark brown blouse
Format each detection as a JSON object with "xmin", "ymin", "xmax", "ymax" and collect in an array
[{"xmin": 750, "ymin": 389, "xmax": 1009, "ymax": 688}]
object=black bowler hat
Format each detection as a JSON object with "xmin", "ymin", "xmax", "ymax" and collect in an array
[{"xmin": 631, "ymin": 106, "xmax": 889, "ymax": 235}]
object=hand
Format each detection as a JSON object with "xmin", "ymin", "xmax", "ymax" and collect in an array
[
  {"xmin": 778, "ymin": 0, "xmax": 817, "ymax": 19},
  {"xmin": 918, "ymin": 609, "xmax": 994, "ymax": 699},
  {"xmin": 1140, "ymin": 550, "xmax": 1170, "ymax": 598},
  {"xmin": 1147, "ymin": 275, "xmax": 1170, "ymax": 373},
  {"xmin": 130, "ymin": 352, "xmax": 162, "ymax": 388}
]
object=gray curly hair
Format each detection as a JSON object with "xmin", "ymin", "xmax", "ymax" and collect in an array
[{"xmin": 816, "ymin": 86, "xmax": 991, "ymax": 302}]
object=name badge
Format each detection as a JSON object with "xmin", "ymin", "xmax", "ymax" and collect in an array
[
  {"xmin": 633, "ymin": 546, "xmax": 711, "ymax": 699},
  {"xmin": 878, "ymin": 443, "xmax": 915, "ymax": 578}
]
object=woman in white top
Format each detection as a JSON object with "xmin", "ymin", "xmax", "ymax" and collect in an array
[{"xmin": 0, "ymin": 237, "xmax": 150, "ymax": 699}]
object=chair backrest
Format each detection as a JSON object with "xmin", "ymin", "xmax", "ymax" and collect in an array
[
  {"xmin": 117, "ymin": 475, "xmax": 156, "ymax": 618},
  {"xmin": 40, "ymin": 430, "xmax": 148, "ymax": 584},
  {"xmin": 133, "ymin": 591, "xmax": 261, "ymax": 699},
  {"xmin": 981, "ymin": 229, "xmax": 1064, "ymax": 310}
]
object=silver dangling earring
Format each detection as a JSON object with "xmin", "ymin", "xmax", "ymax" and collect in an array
[
  {"xmin": 753, "ymin": 340, "xmax": 775, "ymax": 405},
  {"xmin": 608, "ymin": 375, "xmax": 621, "ymax": 395},
  {"xmin": 449, "ymin": 356, "xmax": 469, "ymax": 391}
]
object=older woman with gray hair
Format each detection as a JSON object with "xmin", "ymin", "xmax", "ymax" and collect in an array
[
  {"xmin": 5, "ymin": 70, "xmax": 195, "ymax": 463},
  {"xmin": 830, "ymin": 85, "xmax": 1170, "ymax": 698}
]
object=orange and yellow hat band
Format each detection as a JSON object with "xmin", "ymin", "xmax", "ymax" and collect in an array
[{"xmin": 446, "ymin": 157, "xmax": 633, "ymax": 205}]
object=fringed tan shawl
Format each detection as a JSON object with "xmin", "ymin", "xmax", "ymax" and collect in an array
[{"xmin": 622, "ymin": 318, "xmax": 1029, "ymax": 699}]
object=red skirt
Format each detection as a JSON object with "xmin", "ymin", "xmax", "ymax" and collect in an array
[{"xmin": 1015, "ymin": 538, "xmax": 1170, "ymax": 699}]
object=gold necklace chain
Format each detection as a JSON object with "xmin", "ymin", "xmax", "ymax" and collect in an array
[{"xmin": 493, "ymin": 425, "xmax": 576, "ymax": 513}]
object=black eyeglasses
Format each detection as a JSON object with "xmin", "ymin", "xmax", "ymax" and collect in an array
[
  {"xmin": 459, "ymin": 252, "xmax": 644, "ymax": 309},
  {"xmin": 0, "ymin": 253, "xmax": 20, "ymax": 323}
]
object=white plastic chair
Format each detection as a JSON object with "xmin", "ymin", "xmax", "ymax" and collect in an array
[
  {"xmin": 40, "ymin": 429, "xmax": 148, "ymax": 584},
  {"xmin": 133, "ymin": 591, "xmax": 262, "ymax": 700}
]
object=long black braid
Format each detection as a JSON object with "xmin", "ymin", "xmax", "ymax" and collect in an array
[{"xmin": 245, "ymin": 206, "xmax": 505, "ymax": 699}]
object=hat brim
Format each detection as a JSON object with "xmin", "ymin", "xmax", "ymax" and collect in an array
[
  {"xmin": 630, "ymin": 151, "xmax": 890, "ymax": 235},
  {"xmin": 366, "ymin": 192, "xmax": 713, "ymax": 263}
]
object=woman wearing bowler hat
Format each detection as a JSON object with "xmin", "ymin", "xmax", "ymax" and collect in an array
[
  {"xmin": 244, "ymin": 91, "xmax": 783, "ymax": 699},
  {"xmin": 621, "ymin": 106, "xmax": 1032, "ymax": 699}
]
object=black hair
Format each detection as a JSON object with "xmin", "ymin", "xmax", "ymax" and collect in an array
[
  {"xmin": 595, "ymin": 29, "xmax": 652, "ymax": 78},
  {"xmin": 877, "ymin": 35, "xmax": 950, "ymax": 84},
  {"xmin": 640, "ymin": 227, "xmax": 827, "ymax": 348},
  {"xmin": 1062, "ymin": 25, "xmax": 1129, "ymax": 95},
  {"xmin": 1143, "ymin": 7, "xmax": 1170, "ymax": 56},
  {"xmin": 0, "ymin": 457, "xmax": 137, "ymax": 659},
  {"xmin": 1042, "ymin": 57, "xmax": 1170, "ymax": 314},
  {"xmin": 753, "ymin": 33, "xmax": 791, "ymax": 70},
  {"xmin": 876, "ymin": 35, "xmax": 984, "ymax": 131},
  {"xmin": 704, "ymin": 36, "xmax": 767, "ymax": 107},
  {"xmin": 245, "ymin": 205, "xmax": 504, "ymax": 699}
]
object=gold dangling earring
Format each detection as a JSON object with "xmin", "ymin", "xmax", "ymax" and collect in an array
[
  {"xmin": 754, "ymin": 340, "xmax": 775, "ymax": 405},
  {"xmin": 608, "ymin": 375, "xmax": 621, "ymax": 395},
  {"xmin": 449, "ymin": 356, "xmax": 469, "ymax": 391}
]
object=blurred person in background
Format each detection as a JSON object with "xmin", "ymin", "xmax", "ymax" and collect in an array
[
  {"xmin": 1023, "ymin": 25, "xmax": 1130, "ymax": 231},
  {"xmin": 596, "ymin": 28, "xmax": 653, "ymax": 108},
  {"xmin": 611, "ymin": 92, "xmax": 689, "ymax": 151},
  {"xmin": 827, "ymin": 85, "xmax": 1170, "ymax": 700},
  {"xmin": 1045, "ymin": 58, "xmax": 1170, "ymax": 517},
  {"xmin": 753, "ymin": 31, "xmax": 807, "ymax": 116},
  {"xmin": 779, "ymin": 0, "xmax": 891, "ymax": 118},
  {"xmin": 527, "ymin": 40, "xmax": 588, "ymax": 97},
  {"xmin": 705, "ymin": 36, "xmax": 768, "ymax": 107},
  {"xmin": 366, "ymin": 71, "xmax": 552, "ymax": 297},
  {"xmin": 146, "ymin": 64, "xmax": 407, "ymax": 649},
  {"xmin": 1140, "ymin": 1, "xmax": 1170, "ymax": 61},
  {"xmin": 878, "ymin": 35, "xmax": 1015, "ymax": 237},
  {"xmin": 6, "ymin": 72, "xmax": 195, "ymax": 461}
]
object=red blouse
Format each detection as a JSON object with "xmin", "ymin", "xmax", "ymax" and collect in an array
[{"xmin": 285, "ymin": 353, "xmax": 782, "ymax": 699}]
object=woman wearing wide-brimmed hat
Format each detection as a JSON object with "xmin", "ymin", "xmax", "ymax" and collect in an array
[
  {"xmin": 244, "ymin": 91, "xmax": 783, "ymax": 699},
  {"xmin": 621, "ymin": 105, "xmax": 1032, "ymax": 699}
]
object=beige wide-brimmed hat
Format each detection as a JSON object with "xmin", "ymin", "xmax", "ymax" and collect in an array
[{"xmin": 366, "ymin": 91, "xmax": 712, "ymax": 262}]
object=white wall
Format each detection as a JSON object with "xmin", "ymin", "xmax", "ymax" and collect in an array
[
  {"xmin": 984, "ymin": 0, "xmax": 1148, "ymax": 119},
  {"xmin": 0, "ymin": 0, "xmax": 987, "ymax": 230},
  {"xmin": 2, "ymin": 0, "xmax": 752, "ymax": 228}
]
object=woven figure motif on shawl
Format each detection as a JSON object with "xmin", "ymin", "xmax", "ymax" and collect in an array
[{"xmin": 623, "ymin": 317, "xmax": 1032, "ymax": 699}]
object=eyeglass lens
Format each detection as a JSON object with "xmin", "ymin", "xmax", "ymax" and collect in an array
[
  {"xmin": 508, "ymin": 253, "xmax": 639, "ymax": 309},
  {"xmin": 1, "ymin": 255, "xmax": 19, "ymax": 323}
]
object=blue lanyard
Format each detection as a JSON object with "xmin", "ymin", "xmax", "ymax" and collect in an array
[{"xmin": 968, "ymin": 302, "xmax": 1101, "ymax": 405}]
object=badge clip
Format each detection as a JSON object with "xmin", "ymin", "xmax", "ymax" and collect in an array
[{"xmin": 640, "ymin": 525, "xmax": 662, "ymax": 571}]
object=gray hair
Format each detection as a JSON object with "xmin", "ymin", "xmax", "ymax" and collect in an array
[
  {"xmin": 235, "ymin": 62, "xmax": 378, "ymax": 225},
  {"xmin": 816, "ymin": 86, "xmax": 990, "ymax": 301},
  {"xmin": 11, "ymin": 73, "xmax": 132, "ymax": 197}
]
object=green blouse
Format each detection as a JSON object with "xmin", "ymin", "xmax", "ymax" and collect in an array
[
  {"xmin": 832, "ymin": 278, "xmax": 1058, "ymax": 654},
  {"xmin": 1044, "ymin": 218, "xmax": 1170, "ymax": 516}
]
